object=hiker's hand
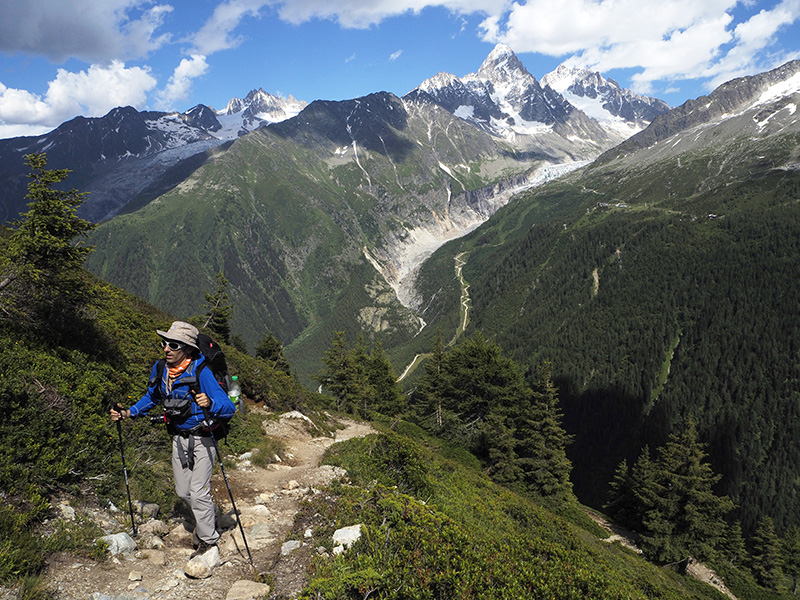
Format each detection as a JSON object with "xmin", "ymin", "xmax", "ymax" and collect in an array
[
  {"xmin": 194, "ymin": 392, "xmax": 211, "ymax": 409},
  {"xmin": 110, "ymin": 407, "xmax": 130, "ymax": 421}
]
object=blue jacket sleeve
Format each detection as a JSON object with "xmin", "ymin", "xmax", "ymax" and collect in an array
[
  {"xmin": 200, "ymin": 365, "xmax": 237, "ymax": 419},
  {"xmin": 128, "ymin": 362, "xmax": 161, "ymax": 418}
]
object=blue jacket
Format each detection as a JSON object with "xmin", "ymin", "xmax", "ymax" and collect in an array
[{"xmin": 129, "ymin": 356, "xmax": 236, "ymax": 431}]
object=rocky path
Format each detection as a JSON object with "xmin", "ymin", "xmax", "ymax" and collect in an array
[
  {"xmin": 44, "ymin": 412, "xmax": 375, "ymax": 600},
  {"xmin": 586, "ymin": 510, "xmax": 738, "ymax": 600}
]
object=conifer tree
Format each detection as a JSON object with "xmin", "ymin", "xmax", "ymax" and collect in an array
[
  {"xmin": 256, "ymin": 331, "xmax": 291, "ymax": 374},
  {"xmin": 605, "ymin": 459, "xmax": 635, "ymax": 525},
  {"xmin": 751, "ymin": 516, "xmax": 785, "ymax": 592},
  {"xmin": 366, "ymin": 341, "xmax": 406, "ymax": 416},
  {"xmin": 319, "ymin": 331, "xmax": 370, "ymax": 414},
  {"xmin": 201, "ymin": 271, "xmax": 233, "ymax": 342},
  {"xmin": 0, "ymin": 153, "xmax": 94, "ymax": 324},
  {"xmin": 721, "ymin": 521, "xmax": 748, "ymax": 567},
  {"xmin": 638, "ymin": 420, "xmax": 734, "ymax": 563},
  {"xmin": 781, "ymin": 525, "xmax": 800, "ymax": 594},
  {"xmin": 515, "ymin": 361, "xmax": 574, "ymax": 498},
  {"xmin": 414, "ymin": 329, "xmax": 448, "ymax": 430}
]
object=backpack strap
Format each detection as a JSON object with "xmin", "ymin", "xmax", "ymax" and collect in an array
[{"xmin": 148, "ymin": 359, "xmax": 167, "ymax": 401}]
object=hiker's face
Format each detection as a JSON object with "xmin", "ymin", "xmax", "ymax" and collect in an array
[{"xmin": 162, "ymin": 339, "xmax": 190, "ymax": 365}]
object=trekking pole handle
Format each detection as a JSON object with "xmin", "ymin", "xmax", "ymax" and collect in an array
[{"xmin": 189, "ymin": 385, "xmax": 213, "ymax": 425}]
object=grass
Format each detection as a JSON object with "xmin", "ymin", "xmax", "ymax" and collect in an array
[{"xmin": 291, "ymin": 422, "xmax": 732, "ymax": 600}]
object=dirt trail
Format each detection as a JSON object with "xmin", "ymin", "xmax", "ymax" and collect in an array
[
  {"xmin": 586, "ymin": 511, "xmax": 738, "ymax": 600},
  {"xmin": 44, "ymin": 412, "xmax": 376, "ymax": 600}
]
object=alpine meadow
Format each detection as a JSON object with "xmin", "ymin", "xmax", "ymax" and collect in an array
[{"xmin": 1, "ymin": 44, "xmax": 800, "ymax": 599}]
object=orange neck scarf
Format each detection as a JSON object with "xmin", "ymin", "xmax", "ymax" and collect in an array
[
  {"xmin": 167, "ymin": 356, "xmax": 192, "ymax": 380},
  {"xmin": 164, "ymin": 357, "xmax": 193, "ymax": 395}
]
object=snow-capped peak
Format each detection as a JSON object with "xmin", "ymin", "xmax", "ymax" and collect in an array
[
  {"xmin": 214, "ymin": 88, "xmax": 308, "ymax": 139},
  {"xmin": 418, "ymin": 72, "xmax": 461, "ymax": 94},
  {"xmin": 541, "ymin": 64, "xmax": 596, "ymax": 94},
  {"xmin": 476, "ymin": 44, "xmax": 535, "ymax": 86},
  {"xmin": 541, "ymin": 62, "xmax": 670, "ymax": 134}
]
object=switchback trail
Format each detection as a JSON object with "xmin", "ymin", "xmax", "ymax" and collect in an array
[{"xmin": 398, "ymin": 250, "xmax": 472, "ymax": 382}]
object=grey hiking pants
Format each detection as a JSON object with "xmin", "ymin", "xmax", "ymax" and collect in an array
[{"xmin": 171, "ymin": 434, "xmax": 219, "ymax": 545}]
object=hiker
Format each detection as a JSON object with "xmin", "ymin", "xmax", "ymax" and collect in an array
[{"xmin": 110, "ymin": 321, "xmax": 237, "ymax": 562}]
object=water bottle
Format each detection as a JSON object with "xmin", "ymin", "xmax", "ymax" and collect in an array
[{"xmin": 228, "ymin": 375, "xmax": 241, "ymax": 407}]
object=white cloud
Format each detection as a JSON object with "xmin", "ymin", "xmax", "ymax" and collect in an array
[
  {"xmin": 155, "ymin": 55, "xmax": 210, "ymax": 109},
  {"xmin": 191, "ymin": 0, "xmax": 269, "ymax": 54},
  {"xmin": 389, "ymin": 49, "xmax": 403, "ymax": 61},
  {"xmin": 273, "ymin": 0, "xmax": 510, "ymax": 28},
  {"xmin": 702, "ymin": 0, "xmax": 800, "ymax": 88},
  {"xmin": 0, "ymin": 62, "xmax": 157, "ymax": 137},
  {"xmin": 479, "ymin": 0, "xmax": 800, "ymax": 95},
  {"xmin": 0, "ymin": 0, "xmax": 173, "ymax": 62}
]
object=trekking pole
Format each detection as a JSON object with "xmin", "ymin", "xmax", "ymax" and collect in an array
[
  {"xmin": 113, "ymin": 403, "xmax": 137, "ymax": 537},
  {"xmin": 191, "ymin": 393, "xmax": 254, "ymax": 569}
]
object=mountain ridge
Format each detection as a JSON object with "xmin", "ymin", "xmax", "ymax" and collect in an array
[{"xmin": 0, "ymin": 44, "xmax": 665, "ymax": 226}]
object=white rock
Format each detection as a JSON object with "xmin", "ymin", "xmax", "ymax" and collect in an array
[
  {"xmin": 332, "ymin": 524, "xmax": 363, "ymax": 555},
  {"xmin": 138, "ymin": 519, "xmax": 170, "ymax": 537},
  {"xmin": 281, "ymin": 540, "xmax": 302, "ymax": 556},
  {"xmin": 100, "ymin": 532, "xmax": 137, "ymax": 555},
  {"xmin": 184, "ymin": 545, "xmax": 220, "ymax": 579},
  {"xmin": 253, "ymin": 493, "xmax": 272, "ymax": 504},
  {"xmin": 226, "ymin": 580, "xmax": 271, "ymax": 600},
  {"xmin": 147, "ymin": 550, "xmax": 167, "ymax": 566},
  {"xmin": 59, "ymin": 503, "xmax": 76, "ymax": 520}
]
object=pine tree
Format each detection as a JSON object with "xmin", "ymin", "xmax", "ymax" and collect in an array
[
  {"xmin": 0, "ymin": 153, "xmax": 94, "ymax": 324},
  {"xmin": 319, "ymin": 332, "xmax": 370, "ymax": 414},
  {"xmin": 628, "ymin": 446, "xmax": 659, "ymax": 532},
  {"xmin": 256, "ymin": 332, "xmax": 292, "ymax": 374},
  {"xmin": 751, "ymin": 516, "xmax": 785, "ymax": 592},
  {"xmin": 605, "ymin": 459, "xmax": 636, "ymax": 526},
  {"xmin": 781, "ymin": 525, "xmax": 800, "ymax": 594},
  {"xmin": 201, "ymin": 271, "xmax": 233, "ymax": 342},
  {"xmin": 721, "ymin": 521, "xmax": 748, "ymax": 567},
  {"xmin": 515, "ymin": 361, "xmax": 574, "ymax": 499},
  {"xmin": 366, "ymin": 341, "xmax": 406, "ymax": 416},
  {"xmin": 639, "ymin": 420, "xmax": 734, "ymax": 563},
  {"xmin": 414, "ymin": 329, "xmax": 448, "ymax": 431}
]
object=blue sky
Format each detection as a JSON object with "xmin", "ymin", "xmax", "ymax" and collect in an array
[{"xmin": 1, "ymin": 0, "xmax": 799, "ymax": 138}]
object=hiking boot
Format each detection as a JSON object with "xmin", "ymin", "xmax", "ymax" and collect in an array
[{"xmin": 189, "ymin": 541, "xmax": 217, "ymax": 559}]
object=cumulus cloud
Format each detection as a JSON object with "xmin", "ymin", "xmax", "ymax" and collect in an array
[
  {"xmin": 155, "ymin": 55, "xmax": 210, "ymax": 109},
  {"xmin": 0, "ymin": 0, "xmax": 173, "ymax": 62},
  {"xmin": 0, "ymin": 62, "xmax": 157, "ymax": 138},
  {"xmin": 191, "ymin": 0, "xmax": 268, "ymax": 54},
  {"xmin": 479, "ymin": 0, "xmax": 800, "ymax": 94}
]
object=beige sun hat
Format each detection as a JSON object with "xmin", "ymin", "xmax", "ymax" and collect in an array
[{"xmin": 156, "ymin": 321, "xmax": 199, "ymax": 350}]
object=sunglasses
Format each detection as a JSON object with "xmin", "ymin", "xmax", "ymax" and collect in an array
[{"xmin": 161, "ymin": 339, "xmax": 186, "ymax": 351}]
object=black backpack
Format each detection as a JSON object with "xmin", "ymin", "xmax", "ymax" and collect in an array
[{"xmin": 149, "ymin": 333, "xmax": 234, "ymax": 439}]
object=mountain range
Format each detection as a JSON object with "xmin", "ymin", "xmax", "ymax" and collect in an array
[
  {"xmin": 0, "ymin": 44, "xmax": 662, "ymax": 225},
  {"xmin": 3, "ymin": 45, "xmax": 800, "ymax": 533}
]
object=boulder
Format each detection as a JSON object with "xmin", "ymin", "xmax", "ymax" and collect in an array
[
  {"xmin": 226, "ymin": 580, "xmax": 271, "ymax": 600},
  {"xmin": 332, "ymin": 524, "xmax": 362, "ymax": 555},
  {"xmin": 100, "ymin": 532, "xmax": 137, "ymax": 555},
  {"xmin": 184, "ymin": 545, "xmax": 220, "ymax": 579}
]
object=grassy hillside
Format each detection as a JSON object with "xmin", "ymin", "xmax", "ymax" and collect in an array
[
  {"xmin": 293, "ymin": 422, "xmax": 737, "ymax": 599},
  {"xmin": 0, "ymin": 255, "xmax": 313, "ymax": 585},
  {"xmin": 0, "ymin": 231, "xmax": 788, "ymax": 599}
]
